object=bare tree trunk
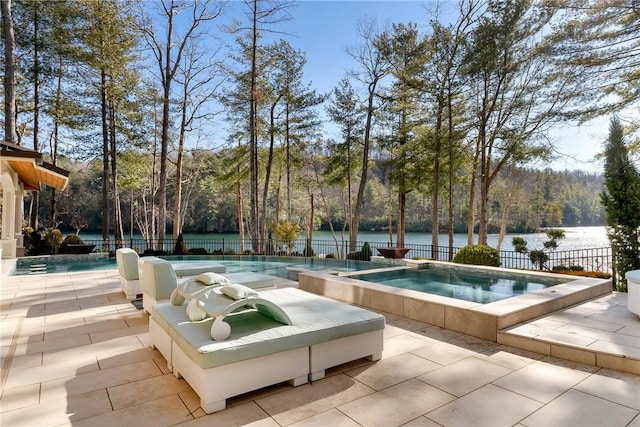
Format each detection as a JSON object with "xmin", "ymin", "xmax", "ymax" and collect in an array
[
  {"xmin": 48, "ymin": 71, "xmax": 60, "ymax": 227},
  {"xmin": 467, "ymin": 138, "xmax": 481, "ymax": 245},
  {"xmin": 172, "ymin": 94, "xmax": 187, "ymax": 241},
  {"xmin": 30, "ymin": 0, "xmax": 40, "ymax": 228},
  {"xmin": 285, "ymin": 104, "xmax": 291, "ymax": 221},
  {"xmin": 172, "ymin": 143, "xmax": 183, "ymax": 241},
  {"xmin": 478, "ymin": 132, "xmax": 489, "ymax": 245},
  {"xmin": 397, "ymin": 191, "xmax": 407, "ymax": 247},
  {"xmin": 100, "ymin": 68, "xmax": 110, "ymax": 251},
  {"xmin": 387, "ymin": 179, "xmax": 393, "ymax": 246},
  {"xmin": 109, "ymin": 101, "xmax": 124, "ymax": 248},
  {"xmin": 237, "ymin": 139, "xmax": 245, "ymax": 253},
  {"xmin": 447, "ymin": 90, "xmax": 455, "ymax": 260},
  {"xmin": 151, "ymin": 122, "xmax": 157, "ymax": 247},
  {"xmin": 496, "ymin": 206, "xmax": 510, "ymax": 251},
  {"xmin": 351, "ymin": 77, "xmax": 379, "ymax": 252},
  {"xmin": 2, "ymin": 0, "xmax": 16, "ymax": 144},
  {"xmin": 262, "ymin": 98, "xmax": 280, "ymax": 245},
  {"xmin": 432, "ymin": 99, "xmax": 444, "ymax": 250},
  {"xmin": 248, "ymin": 0, "xmax": 261, "ymax": 252},
  {"xmin": 308, "ymin": 193, "xmax": 314, "ymax": 243},
  {"xmin": 431, "ymin": 155, "xmax": 440, "ymax": 250},
  {"xmin": 158, "ymin": 29, "xmax": 172, "ymax": 251},
  {"xmin": 237, "ymin": 182, "xmax": 245, "ymax": 253}
]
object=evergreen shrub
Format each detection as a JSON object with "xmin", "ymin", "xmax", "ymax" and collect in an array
[
  {"xmin": 360, "ymin": 242, "xmax": 372, "ymax": 261},
  {"xmin": 452, "ymin": 244, "xmax": 501, "ymax": 267},
  {"xmin": 188, "ymin": 248, "xmax": 208, "ymax": 255},
  {"xmin": 173, "ymin": 233, "xmax": 188, "ymax": 255}
]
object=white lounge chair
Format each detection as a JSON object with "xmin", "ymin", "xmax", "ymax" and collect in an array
[
  {"xmin": 137, "ymin": 256, "xmax": 276, "ymax": 313},
  {"xmin": 115, "ymin": 248, "xmax": 227, "ymax": 299}
]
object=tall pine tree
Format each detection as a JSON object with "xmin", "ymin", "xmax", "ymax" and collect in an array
[{"xmin": 601, "ymin": 116, "xmax": 640, "ymax": 291}]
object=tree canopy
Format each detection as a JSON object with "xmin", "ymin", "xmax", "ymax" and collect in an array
[{"xmin": 1, "ymin": 0, "xmax": 632, "ymax": 258}]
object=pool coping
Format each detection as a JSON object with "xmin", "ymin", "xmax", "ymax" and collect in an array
[{"xmin": 297, "ymin": 259, "xmax": 613, "ymax": 343}]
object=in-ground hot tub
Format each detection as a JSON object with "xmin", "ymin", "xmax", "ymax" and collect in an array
[{"xmin": 298, "ymin": 260, "xmax": 612, "ymax": 342}]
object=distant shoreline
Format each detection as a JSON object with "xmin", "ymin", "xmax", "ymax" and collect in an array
[{"xmin": 73, "ymin": 226, "xmax": 609, "ymax": 253}]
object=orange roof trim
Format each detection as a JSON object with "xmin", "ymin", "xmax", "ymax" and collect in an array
[{"xmin": 1, "ymin": 142, "xmax": 70, "ymax": 191}]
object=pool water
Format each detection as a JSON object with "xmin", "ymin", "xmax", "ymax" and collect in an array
[
  {"xmin": 11, "ymin": 255, "xmax": 374, "ymax": 277},
  {"xmin": 349, "ymin": 267, "xmax": 567, "ymax": 304}
]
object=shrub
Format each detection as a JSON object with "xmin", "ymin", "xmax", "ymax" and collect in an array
[
  {"xmin": 173, "ymin": 233, "xmax": 188, "ymax": 255},
  {"xmin": 346, "ymin": 251, "xmax": 359, "ymax": 260},
  {"xmin": 63, "ymin": 234, "xmax": 83, "ymax": 245},
  {"xmin": 360, "ymin": 242, "xmax": 372, "ymax": 261},
  {"xmin": 143, "ymin": 249, "xmax": 167, "ymax": 256},
  {"xmin": 273, "ymin": 220, "xmax": 301, "ymax": 254},
  {"xmin": 188, "ymin": 248, "xmax": 208, "ymax": 255},
  {"xmin": 325, "ymin": 253, "xmax": 337, "ymax": 259},
  {"xmin": 452, "ymin": 245, "xmax": 501, "ymax": 267},
  {"xmin": 59, "ymin": 233, "xmax": 84, "ymax": 254},
  {"xmin": 44, "ymin": 229, "xmax": 64, "ymax": 254},
  {"xmin": 345, "ymin": 242, "xmax": 373, "ymax": 261}
]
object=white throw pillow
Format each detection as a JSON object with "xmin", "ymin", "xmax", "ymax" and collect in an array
[
  {"xmin": 220, "ymin": 284, "xmax": 258, "ymax": 300},
  {"xmin": 195, "ymin": 272, "xmax": 231, "ymax": 286}
]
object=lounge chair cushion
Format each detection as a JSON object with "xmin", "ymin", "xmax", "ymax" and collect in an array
[
  {"xmin": 139, "ymin": 257, "xmax": 179, "ymax": 300},
  {"xmin": 116, "ymin": 248, "xmax": 139, "ymax": 280}
]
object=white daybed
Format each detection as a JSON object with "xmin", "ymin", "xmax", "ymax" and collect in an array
[{"xmin": 149, "ymin": 287, "xmax": 385, "ymax": 414}]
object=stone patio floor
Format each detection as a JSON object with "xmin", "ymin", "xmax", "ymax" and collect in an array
[{"xmin": 1, "ymin": 266, "xmax": 639, "ymax": 427}]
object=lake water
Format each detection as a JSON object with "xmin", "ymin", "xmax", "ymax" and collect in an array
[{"xmin": 76, "ymin": 226, "xmax": 609, "ymax": 252}]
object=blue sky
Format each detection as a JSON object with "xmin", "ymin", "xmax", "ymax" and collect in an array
[{"xmin": 216, "ymin": 1, "xmax": 608, "ymax": 173}]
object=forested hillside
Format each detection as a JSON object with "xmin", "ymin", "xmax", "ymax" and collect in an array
[{"xmin": 33, "ymin": 152, "xmax": 604, "ymax": 236}]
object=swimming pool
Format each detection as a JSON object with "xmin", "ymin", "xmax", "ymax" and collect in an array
[
  {"xmin": 11, "ymin": 254, "xmax": 375, "ymax": 277},
  {"xmin": 347, "ymin": 266, "xmax": 566, "ymax": 304}
]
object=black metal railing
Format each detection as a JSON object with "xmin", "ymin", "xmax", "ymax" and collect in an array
[{"xmin": 79, "ymin": 237, "xmax": 613, "ymax": 274}]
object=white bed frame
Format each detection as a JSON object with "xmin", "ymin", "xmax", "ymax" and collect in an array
[
  {"xmin": 149, "ymin": 315, "xmax": 383, "ymax": 413},
  {"xmin": 172, "ymin": 340, "xmax": 309, "ymax": 413}
]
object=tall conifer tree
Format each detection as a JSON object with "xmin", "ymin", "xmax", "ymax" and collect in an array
[{"xmin": 601, "ymin": 116, "xmax": 640, "ymax": 291}]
